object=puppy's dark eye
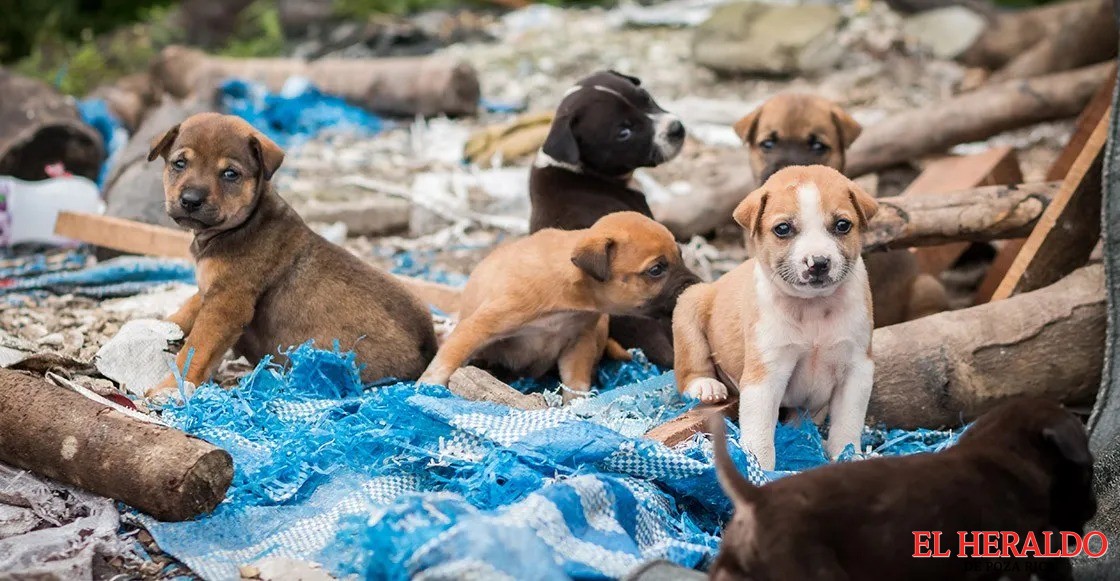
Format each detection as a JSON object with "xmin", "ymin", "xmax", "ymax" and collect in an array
[
  {"xmin": 834, "ymin": 219, "xmax": 852, "ymax": 234},
  {"xmin": 221, "ymin": 169, "xmax": 240, "ymax": 181},
  {"xmin": 172, "ymin": 159, "xmax": 187, "ymax": 170},
  {"xmin": 772, "ymin": 222, "xmax": 794, "ymax": 238},
  {"xmin": 759, "ymin": 139, "xmax": 776, "ymax": 151},
  {"xmin": 618, "ymin": 127, "xmax": 633, "ymax": 141},
  {"xmin": 809, "ymin": 135, "xmax": 829, "ymax": 153},
  {"xmin": 646, "ymin": 263, "xmax": 667, "ymax": 278}
]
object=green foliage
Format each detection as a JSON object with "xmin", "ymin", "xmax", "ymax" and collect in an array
[{"xmin": 219, "ymin": 1, "xmax": 287, "ymax": 58}]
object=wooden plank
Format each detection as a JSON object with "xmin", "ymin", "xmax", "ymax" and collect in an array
[
  {"xmin": 646, "ymin": 400, "xmax": 738, "ymax": 447},
  {"xmin": 975, "ymin": 67, "xmax": 1117, "ymax": 303},
  {"xmin": 54, "ymin": 212, "xmax": 192, "ymax": 259},
  {"xmin": 901, "ymin": 147, "xmax": 1023, "ymax": 275},
  {"xmin": 990, "ymin": 112, "xmax": 1110, "ymax": 300}
]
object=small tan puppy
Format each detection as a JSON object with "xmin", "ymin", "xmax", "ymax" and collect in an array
[
  {"xmin": 734, "ymin": 93, "xmax": 947, "ymax": 327},
  {"xmin": 734, "ymin": 93, "xmax": 860, "ymax": 184},
  {"xmin": 673, "ymin": 166, "xmax": 876, "ymax": 470},
  {"xmin": 147, "ymin": 113, "xmax": 437, "ymax": 395},
  {"xmin": 419, "ymin": 211, "xmax": 698, "ymax": 401}
]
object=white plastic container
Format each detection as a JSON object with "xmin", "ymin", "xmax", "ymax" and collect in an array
[{"xmin": 0, "ymin": 175, "xmax": 103, "ymax": 246}]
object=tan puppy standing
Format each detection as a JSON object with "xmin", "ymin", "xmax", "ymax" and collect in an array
[
  {"xmin": 419, "ymin": 212, "xmax": 698, "ymax": 401},
  {"xmin": 673, "ymin": 166, "xmax": 877, "ymax": 470},
  {"xmin": 734, "ymin": 93, "xmax": 947, "ymax": 327},
  {"xmin": 147, "ymin": 113, "xmax": 437, "ymax": 396}
]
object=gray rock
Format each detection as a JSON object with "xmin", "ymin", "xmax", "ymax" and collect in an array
[
  {"xmin": 902, "ymin": 6, "xmax": 987, "ymax": 60},
  {"xmin": 692, "ymin": 2, "xmax": 845, "ymax": 76}
]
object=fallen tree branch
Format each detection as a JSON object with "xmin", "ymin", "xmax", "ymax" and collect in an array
[
  {"xmin": 0, "ymin": 369, "xmax": 233, "ymax": 521},
  {"xmin": 988, "ymin": 0, "xmax": 1116, "ymax": 82},
  {"xmin": 869, "ymin": 264, "xmax": 1103, "ymax": 428},
  {"xmin": 846, "ymin": 62, "xmax": 1114, "ymax": 177},
  {"xmin": 152, "ymin": 46, "xmax": 480, "ymax": 117},
  {"xmin": 862, "ymin": 180, "xmax": 1060, "ymax": 252}
]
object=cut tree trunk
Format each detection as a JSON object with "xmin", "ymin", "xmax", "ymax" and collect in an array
[
  {"xmin": 0, "ymin": 70, "xmax": 104, "ymax": 182},
  {"xmin": 653, "ymin": 150, "xmax": 755, "ymax": 240},
  {"xmin": 869, "ymin": 264, "xmax": 1103, "ymax": 428},
  {"xmin": 152, "ymin": 46, "xmax": 480, "ymax": 118},
  {"xmin": 0, "ymin": 369, "xmax": 233, "ymax": 521},
  {"xmin": 958, "ymin": 0, "xmax": 1103, "ymax": 70},
  {"xmin": 646, "ymin": 264, "xmax": 1104, "ymax": 444},
  {"xmin": 989, "ymin": 0, "xmax": 1117, "ymax": 82},
  {"xmin": 846, "ymin": 62, "xmax": 1114, "ymax": 178},
  {"xmin": 862, "ymin": 180, "xmax": 1060, "ymax": 252}
]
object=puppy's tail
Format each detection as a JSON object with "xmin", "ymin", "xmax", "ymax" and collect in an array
[{"xmin": 708, "ymin": 414, "xmax": 760, "ymax": 507}]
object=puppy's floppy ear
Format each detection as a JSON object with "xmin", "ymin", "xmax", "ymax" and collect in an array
[
  {"xmin": 571, "ymin": 234, "xmax": 615, "ymax": 282},
  {"xmin": 733, "ymin": 106, "xmax": 762, "ymax": 145},
  {"xmin": 542, "ymin": 115, "xmax": 580, "ymax": 166},
  {"xmin": 1044, "ymin": 416, "xmax": 1093, "ymax": 467},
  {"xmin": 148, "ymin": 124, "xmax": 180, "ymax": 162},
  {"xmin": 249, "ymin": 134, "xmax": 284, "ymax": 181},
  {"xmin": 830, "ymin": 103, "xmax": 862, "ymax": 149},
  {"xmin": 847, "ymin": 184, "xmax": 878, "ymax": 227},
  {"xmin": 607, "ymin": 70, "xmax": 641, "ymax": 86},
  {"xmin": 733, "ymin": 187, "xmax": 769, "ymax": 237}
]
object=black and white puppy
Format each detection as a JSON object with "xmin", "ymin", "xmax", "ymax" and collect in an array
[{"xmin": 528, "ymin": 70, "xmax": 694, "ymax": 367}]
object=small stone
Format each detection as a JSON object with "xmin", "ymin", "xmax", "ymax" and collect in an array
[
  {"xmin": 38, "ymin": 333, "xmax": 64, "ymax": 347},
  {"xmin": 902, "ymin": 7, "xmax": 987, "ymax": 60}
]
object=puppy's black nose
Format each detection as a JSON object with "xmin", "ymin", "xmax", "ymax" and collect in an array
[
  {"xmin": 179, "ymin": 189, "xmax": 206, "ymax": 211},
  {"xmin": 807, "ymin": 256, "xmax": 831, "ymax": 277},
  {"xmin": 667, "ymin": 119, "xmax": 685, "ymax": 140}
]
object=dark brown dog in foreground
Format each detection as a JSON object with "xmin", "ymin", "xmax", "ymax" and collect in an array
[
  {"xmin": 418, "ymin": 211, "xmax": 698, "ymax": 402},
  {"xmin": 734, "ymin": 93, "xmax": 947, "ymax": 327},
  {"xmin": 709, "ymin": 397, "xmax": 1096, "ymax": 580},
  {"xmin": 146, "ymin": 113, "xmax": 437, "ymax": 396}
]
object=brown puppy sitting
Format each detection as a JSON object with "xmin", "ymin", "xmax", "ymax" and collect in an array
[
  {"xmin": 147, "ymin": 113, "xmax": 437, "ymax": 396},
  {"xmin": 418, "ymin": 211, "xmax": 698, "ymax": 402},
  {"xmin": 708, "ymin": 397, "xmax": 1097, "ymax": 581},
  {"xmin": 734, "ymin": 93, "xmax": 947, "ymax": 327}
]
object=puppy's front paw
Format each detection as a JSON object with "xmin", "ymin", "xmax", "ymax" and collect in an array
[
  {"xmin": 685, "ymin": 377, "xmax": 729, "ymax": 403},
  {"xmin": 741, "ymin": 435, "xmax": 776, "ymax": 471},
  {"xmin": 418, "ymin": 367, "xmax": 452, "ymax": 387},
  {"xmin": 145, "ymin": 375, "xmax": 195, "ymax": 403}
]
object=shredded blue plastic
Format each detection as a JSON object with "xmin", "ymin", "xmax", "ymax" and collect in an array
[
  {"xmin": 77, "ymin": 98, "xmax": 127, "ymax": 187},
  {"xmin": 1, "ymin": 255, "xmax": 195, "ymax": 298},
  {"xmin": 139, "ymin": 343, "xmax": 962, "ymax": 580},
  {"xmin": 219, "ymin": 77, "xmax": 384, "ymax": 149}
]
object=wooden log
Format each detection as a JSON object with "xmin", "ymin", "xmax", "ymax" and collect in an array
[
  {"xmin": 0, "ymin": 369, "xmax": 233, "ymax": 521},
  {"xmin": 54, "ymin": 212, "xmax": 193, "ymax": 260},
  {"xmin": 988, "ymin": 0, "xmax": 1116, "ymax": 82},
  {"xmin": 646, "ymin": 264, "xmax": 1104, "ymax": 443},
  {"xmin": 653, "ymin": 150, "xmax": 754, "ymax": 240},
  {"xmin": 958, "ymin": 0, "xmax": 1101, "ymax": 70},
  {"xmin": 976, "ymin": 66, "xmax": 1116, "ymax": 303},
  {"xmin": 991, "ymin": 111, "xmax": 1109, "ymax": 299},
  {"xmin": 448, "ymin": 366, "xmax": 547, "ymax": 410},
  {"xmin": 900, "ymin": 147, "xmax": 1022, "ymax": 275},
  {"xmin": 845, "ymin": 62, "xmax": 1114, "ymax": 178},
  {"xmin": 646, "ymin": 400, "xmax": 738, "ymax": 447},
  {"xmin": 152, "ymin": 46, "xmax": 480, "ymax": 118},
  {"xmin": 861, "ymin": 181, "xmax": 1060, "ymax": 252},
  {"xmin": 870, "ymin": 264, "xmax": 1103, "ymax": 428},
  {"xmin": 0, "ymin": 69, "xmax": 104, "ymax": 182}
]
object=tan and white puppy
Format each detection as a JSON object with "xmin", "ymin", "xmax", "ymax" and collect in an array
[
  {"xmin": 673, "ymin": 165, "xmax": 877, "ymax": 470},
  {"xmin": 733, "ymin": 93, "xmax": 947, "ymax": 328}
]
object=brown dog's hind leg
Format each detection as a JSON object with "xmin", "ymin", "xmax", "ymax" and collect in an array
[
  {"xmin": 558, "ymin": 316, "xmax": 608, "ymax": 404},
  {"xmin": 672, "ymin": 285, "xmax": 728, "ymax": 403},
  {"xmin": 166, "ymin": 292, "xmax": 202, "ymax": 336},
  {"xmin": 419, "ymin": 301, "xmax": 528, "ymax": 387}
]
